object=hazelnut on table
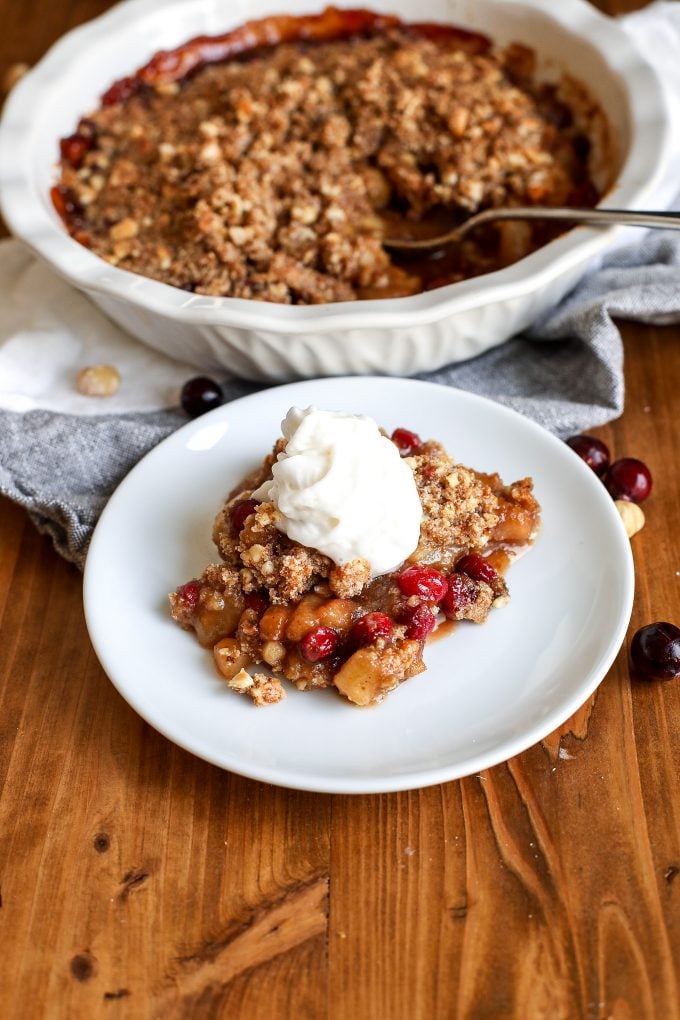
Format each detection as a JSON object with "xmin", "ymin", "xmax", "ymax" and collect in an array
[{"xmin": 76, "ymin": 364, "xmax": 121, "ymax": 396}]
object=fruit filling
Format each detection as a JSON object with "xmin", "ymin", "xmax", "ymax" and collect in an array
[{"xmin": 169, "ymin": 408, "xmax": 541, "ymax": 706}]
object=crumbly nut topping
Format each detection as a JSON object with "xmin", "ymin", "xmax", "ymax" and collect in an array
[
  {"xmin": 237, "ymin": 501, "xmax": 333, "ymax": 603},
  {"xmin": 56, "ymin": 25, "xmax": 600, "ymax": 304},
  {"xmin": 328, "ymin": 559, "xmax": 372, "ymax": 598},
  {"xmin": 227, "ymin": 668, "xmax": 286, "ymax": 705},
  {"xmin": 453, "ymin": 577, "xmax": 495, "ymax": 623},
  {"xmin": 409, "ymin": 442, "xmax": 500, "ymax": 565}
]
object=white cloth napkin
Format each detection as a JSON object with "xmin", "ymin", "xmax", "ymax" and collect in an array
[
  {"xmin": 0, "ymin": 242, "xmax": 196, "ymax": 414},
  {"xmin": 0, "ymin": 2, "xmax": 679, "ymax": 417}
]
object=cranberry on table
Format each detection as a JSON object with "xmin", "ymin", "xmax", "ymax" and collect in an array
[
  {"xmin": 565, "ymin": 434, "xmax": 610, "ymax": 477},
  {"xmin": 605, "ymin": 458, "xmax": 653, "ymax": 503},
  {"xmin": 630, "ymin": 623, "xmax": 680, "ymax": 681},
  {"xmin": 300, "ymin": 626, "xmax": 340, "ymax": 662},
  {"xmin": 455, "ymin": 553, "xmax": 499, "ymax": 587},
  {"xmin": 391, "ymin": 428, "xmax": 422, "ymax": 457},
  {"xmin": 402, "ymin": 604, "xmax": 437, "ymax": 641},
  {"xmin": 180, "ymin": 376, "xmax": 224, "ymax": 417},
  {"xmin": 350, "ymin": 612, "xmax": 393, "ymax": 648},
  {"xmin": 230, "ymin": 499, "xmax": 260, "ymax": 533},
  {"xmin": 397, "ymin": 564, "xmax": 448, "ymax": 603}
]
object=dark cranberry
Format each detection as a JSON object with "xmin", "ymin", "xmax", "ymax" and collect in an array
[
  {"xmin": 397, "ymin": 564, "xmax": 448, "ymax": 603},
  {"xmin": 630, "ymin": 623, "xmax": 680, "ymax": 681},
  {"xmin": 50, "ymin": 185, "xmax": 84, "ymax": 222},
  {"xmin": 455, "ymin": 554, "xmax": 499, "ymax": 587},
  {"xmin": 230, "ymin": 499, "xmax": 259, "ymax": 534},
  {"xmin": 175, "ymin": 580, "xmax": 200, "ymax": 610},
  {"xmin": 605, "ymin": 458, "xmax": 653, "ymax": 503},
  {"xmin": 101, "ymin": 75, "xmax": 139, "ymax": 106},
  {"xmin": 565, "ymin": 434, "xmax": 610, "ymax": 477},
  {"xmin": 300, "ymin": 626, "xmax": 340, "ymax": 662},
  {"xmin": 391, "ymin": 428, "xmax": 422, "ymax": 457},
  {"xmin": 59, "ymin": 133, "xmax": 92, "ymax": 169},
  {"xmin": 350, "ymin": 612, "xmax": 394, "ymax": 647},
  {"xmin": 441, "ymin": 573, "xmax": 478, "ymax": 618},
  {"xmin": 244, "ymin": 591, "xmax": 268, "ymax": 616},
  {"xmin": 402, "ymin": 604, "xmax": 437, "ymax": 641},
  {"xmin": 180, "ymin": 376, "xmax": 224, "ymax": 418}
]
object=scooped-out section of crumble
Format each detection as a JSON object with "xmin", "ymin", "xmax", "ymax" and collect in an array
[{"xmin": 169, "ymin": 408, "xmax": 541, "ymax": 706}]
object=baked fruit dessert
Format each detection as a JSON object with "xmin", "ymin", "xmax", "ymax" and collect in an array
[
  {"xmin": 169, "ymin": 408, "xmax": 541, "ymax": 706},
  {"xmin": 53, "ymin": 7, "xmax": 606, "ymax": 303}
]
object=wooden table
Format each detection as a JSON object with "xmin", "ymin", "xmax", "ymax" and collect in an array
[{"xmin": 1, "ymin": 1, "xmax": 679, "ymax": 1016}]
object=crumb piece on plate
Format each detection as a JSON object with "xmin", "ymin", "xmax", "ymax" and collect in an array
[{"xmin": 227, "ymin": 668, "xmax": 286, "ymax": 705}]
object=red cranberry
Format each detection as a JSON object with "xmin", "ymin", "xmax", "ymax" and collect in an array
[
  {"xmin": 630, "ymin": 623, "xmax": 680, "ymax": 681},
  {"xmin": 59, "ymin": 133, "xmax": 92, "ymax": 169},
  {"xmin": 350, "ymin": 612, "xmax": 393, "ymax": 647},
  {"xmin": 230, "ymin": 499, "xmax": 259, "ymax": 534},
  {"xmin": 244, "ymin": 591, "xmax": 268, "ymax": 616},
  {"xmin": 175, "ymin": 580, "xmax": 200, "ymax": 611},
  {"xmin": 605, "ymin": 458, "xmax": 653, "ymax": 503},
  {"xmin": 455, "ymin": 553, "xmax": 499, "ymax": 587},
  {"xmin": 180, "ymin": 376, "xmax": 224, "ymax": 418},
  {"xmin": 391, "ymin": 427, "xmax": 422, "ymax": 457},
  {"xmin": 397, "ymin": 564, "xmax": 448, "ymax": 603},
  {"xmin": 565, "ymin": 434, "xmax": 610, "ymax": 477},
  {"xmin": 300, "ymin": 626, "xmax": 340, "ymax": 662},
  {"xmin": 101, "ymin": 75, "xmax": 139, "ymax": 106},
  {"xmin": 402, "ymin": 604, "xmax": 437, "ymax": 641},
  {"xmin": 441, "ymin": 573, "xmax": 478, "ymax": 617},
  {"xmin": 50, "ymin": 185, "xmax": 84, "ymax": 222}
]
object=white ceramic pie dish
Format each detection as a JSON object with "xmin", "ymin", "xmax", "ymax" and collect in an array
[{"xmin": 0, "ymin": 0, "xmax": 672, "ymax": 382}]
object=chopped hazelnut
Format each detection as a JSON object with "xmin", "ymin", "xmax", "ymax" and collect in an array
[
  {"xmin": 615, "ymin": 500, "xmax": 645, "ymax": 539},
  {"xmin": 228, "ymin": 667, "xmax": 254, "ymax": 691},
  {"xmin": 76, "ymin": 364, "xmax": 121, "ymax": 397},
  {"xmin": 109, "ymin": 218, "xmax": 138, "ymax": 241}
]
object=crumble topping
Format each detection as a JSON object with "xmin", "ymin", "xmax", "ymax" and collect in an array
[
  {"xmin": 408, "ymin": 442, "xmax": 500, "ymax": 565},
  {"xmin": 238, "ymin": 501, "xmax": 332, "ymax": 603},
  {"xmin": 227, "ymin": 668, "xmax": 286, "ymax": 705},
  {"xmin": 55, "ymin": 12, "xmax": 603, "ymax": 304}
]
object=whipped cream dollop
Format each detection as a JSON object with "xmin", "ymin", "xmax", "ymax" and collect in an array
[{"xmin": 253, "ymin": 407, "xmax": 422, "ymax": 576}]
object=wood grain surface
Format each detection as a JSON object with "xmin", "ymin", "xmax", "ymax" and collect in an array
[{"xmin": 1, "ymin": 1, "xmax": 679, "ymax": 1017}]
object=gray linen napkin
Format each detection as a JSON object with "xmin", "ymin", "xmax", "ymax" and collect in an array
[{"xmin": 2, "ymin": 231, "xmax": 679, "ymax": 569}]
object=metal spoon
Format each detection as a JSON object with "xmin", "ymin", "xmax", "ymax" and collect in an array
[{"xmin": 383, "ymin": 206, "xmax": 680, "ymax": 251}]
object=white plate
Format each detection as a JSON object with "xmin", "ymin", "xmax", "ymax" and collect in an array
[{"xmin": 84, "ymin": 378, "xmax": 634, "ymax": 793}]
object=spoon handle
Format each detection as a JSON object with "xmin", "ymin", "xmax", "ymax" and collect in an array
[
  {"xmin": 386, "ymin": 206, "xmax": 680, "ymax": 250},
  {"xmin": 464, "ymin": 206, "xmax": 680, "ymax": 234}
]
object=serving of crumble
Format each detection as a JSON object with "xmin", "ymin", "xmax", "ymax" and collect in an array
[
  {"xmin": 53, "ymin": 7, "xmax": 605, "ymax": 304},
  {"xmin": 169, "ymin": 410, "xmax": 541, "ymax": 706}
]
